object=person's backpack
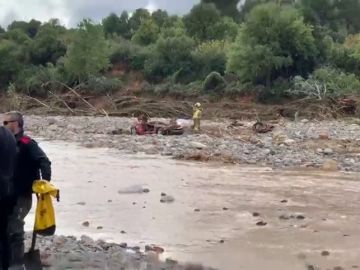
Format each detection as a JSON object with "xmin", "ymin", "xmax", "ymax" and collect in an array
[{"xmin": 0, "ymin": 127, "xmax": 17, "ymax": 200}]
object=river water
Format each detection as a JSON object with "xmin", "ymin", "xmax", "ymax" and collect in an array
[{"xmin": 25, "ymin": 140, "xmax": 360, "ymax": 270}]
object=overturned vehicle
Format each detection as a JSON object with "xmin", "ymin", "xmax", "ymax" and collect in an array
[{"xmin": 131, "ymin": 116, "xmax": 184, "ymax": 136}]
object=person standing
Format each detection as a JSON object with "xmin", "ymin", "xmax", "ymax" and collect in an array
[
  {"xmin": 3, "ymin": 112, "xmax": 51, "ymax": 270},
  {"xmin": 0, "ymin": 126, "xmax": 17, "ymax": 270},
  {"xmin": 192, "ymin": 102, "xmax": 203, "ymax": 132}
]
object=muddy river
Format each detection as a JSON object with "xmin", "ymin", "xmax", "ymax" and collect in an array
[{"xmin": 25, "ymin": 140, "xmax": 360, "ymax": 270}]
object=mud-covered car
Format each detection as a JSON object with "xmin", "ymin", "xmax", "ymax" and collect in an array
[{"xmin": 130, "ymin": 121, "xmax": 184, "ymax": 136}]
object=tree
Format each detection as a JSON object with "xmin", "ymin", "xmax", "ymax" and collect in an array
[
  {"xmin": 0, "ymin": 26, "xmax": 5, "ymax": 34},
  {"xmin": 202, "ymin": 0, "xmax": 240, "ymax": 20},
  {"xmin": 128, "ymin": 9, "xmax": 151, "ymax": 34},
  {"xmin": 102, "ymin": 13, "xmax": 122, "ymax": 37},
  {"xmin": 152, "ymin": 9, "xmax": 169, "ymax": 28},
  {"xmin": 0, "ymin": 40, "xmax": 22, "ymax": 86},
  {"xmin": 144, "ymin": 34, "xmax": 196, "ymax": 82},
  {"xmin": 299, "ymin": 0, "xmax": 360, "ymax": 41},
  {"xmin": 183, "ymin": 3, "xmax": 222, "ymax": 41},
  {"xmin": 64, "ymin": 20, "xmax": 110, "ymax": 82},
  {"xmin": 131, "ymin": 19, "xmax": 159, "ymax": 45},
  {"xmin": 193, "ymin": 40, "xmax": 227, "ymax": 78},
  {"xmin": 227, "ymin": 3, "xmax": 317, "ymax": 87},
  {"xmin": 7, "ymin": 19, "xmax": 41, "ymax": 38},
  {"xmin": 30, "ymin": 21, "xmax": 67, "ymax": 65}
]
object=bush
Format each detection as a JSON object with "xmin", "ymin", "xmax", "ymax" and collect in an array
[
  {"xmin": 290, "ymin": 67, "xmax": 360, "ymax": 99},
  {"xmin": 84, "ymin": 75, "xmax": 123, "ymax": 94},
  {"xmin": 203, "ymin": 72, "xmax": 226, "ymax": 92},
  {"xmin": 14, "ymin": 64, "xmax": 62, "ymax": 97},
  {"xmin": 192, "ymin": 40, "xmax": 227, "ymax": 79}
]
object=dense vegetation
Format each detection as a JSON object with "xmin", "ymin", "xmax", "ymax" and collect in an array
[{"xmin": 1, "ymin": 0, "xmax": 360, "ymax": 101}]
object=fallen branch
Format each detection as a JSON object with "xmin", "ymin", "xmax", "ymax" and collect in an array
[
  {"xmin": 26, "ymin": 95, "xmax": 50, "ymax": 109},
  {"xmin": 48, "ymin": 90, "xmax": 75, "ymax": 114}
]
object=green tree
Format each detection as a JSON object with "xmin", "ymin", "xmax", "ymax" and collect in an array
[
  {"xmin": 152, "ymin": 9, "xmax": 169, "ymax": 28},
  {"xmin": 128, "ymin": 9, "xmax": 151, "ymax": 34},
  {"xmin": 193, "ymin": 40, "xmax": 227, "ymax": 78},
  {"xmin": 30, "ymin": 21, "xmax": 67, "ymax": 65},
  {"xmin": 7, "ymin": 19, "xmax": 41, "ymax": 38},
  {"xmin": 183, "ymin": 3, "xmax": 222, "ymax": 41},
  {"xmin": 131, "ymin": 19, "xmax": 159, "ymax": 45},
  {"xmin": 202, "ymin": 0, "xmax": 240, "ymax": 20},
  {"xmin": 102, "ymin": 13, "xmax": 122, "ymax": 37},
  {"xmin": 64, "ymin": 20, "xmax": 110, "ymax": 82},
  {"xmin": 0, "ymin": 26, "xmax": 5, "ymax": 34},
  {"xmin": 144, "ymin": 34, "xmax": 196, "ymax": 82},
  {"xmin": 227, "ymin": 3, "xmax": 317, "ymax": 87},
  {"xmin": 0, "ymin": 40, "xmax": 22, "ymax": 86}
]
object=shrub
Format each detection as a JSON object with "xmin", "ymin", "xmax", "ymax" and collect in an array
[
  {"xmin": 84, "ymin": 75, "xmax": 123, "ymax": 94},
  {"xmin": 203, "ymin": 71, "xmax": 226, "ymax": 92}
]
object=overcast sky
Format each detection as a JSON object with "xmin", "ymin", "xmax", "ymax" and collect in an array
[{"xmin": 0, "ymin": 0, "xmax": 200, "ymax": 28}]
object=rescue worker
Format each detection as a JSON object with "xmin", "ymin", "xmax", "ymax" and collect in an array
[
  {"xmin": 0, "ymin": 126, "xmax": 17, "ymax": 270},
  {"xmin": 2, "ymin": 112, "xmax": 52, "ymax": 270},
  {"xmin": 192, "ymin": 102, "xmax": 203, "ymax": 132}
]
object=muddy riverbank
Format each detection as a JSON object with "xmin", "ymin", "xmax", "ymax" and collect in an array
[{"xmin": 25, "ymin": 115, "xmax": 360, "ymax": 172}]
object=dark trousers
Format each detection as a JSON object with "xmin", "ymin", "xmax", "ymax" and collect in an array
[
  {"xmin": 7, "ymin": 195, "xmax": 32, "ymax": 269},
  {"xmin": 0, "ymin": 199, "xmax": 15, "ymax": 270}
]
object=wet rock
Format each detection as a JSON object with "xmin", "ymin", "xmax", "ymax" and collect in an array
[
  {"xmin": 296, "ymin": 215, "xmax": 305, "ymax": 220},
  {"xmin": 252, "ymin": 212, "xmax": 260, "ymax": 217},
  {"xmin": 323, "ymin": 159, "xmax": 338, "ymax": 171},
  {"xmin": 256, "ymin": 221, "xmax": 267, "ymax": 226},
  {"xmin": 120, "ymin": 230, "xmax": 126, "ymax": 234},
  {"xmin": 222, "ymin": 207, "xmax": 229, "ymax": 211},
  {"xmin": 145, "ymin": 245, "xmax": 165, "ymax": 254},
  {"xmin": 82, "ymin": 221, "xmax": 90, "ymax": 227},
  {"xmin": 321, "ymin": 250, "xmax": 330, "ymax": 256},
  {"xmin": 97, "ymin": 226, "xmax": 103, "ymax": 230},
  {"xmin": 281, "ymin": 200, "xmax": 288, "ymax": 203},
  {"xmin": 161, "ymin": 192, "xmax": 167, "ymax": 196},
  {"xmin": 194, "ymin": 209, "xmax": 201, "ymax": 212},
  {"xmin": 77, "ymin": 202, "xmax": 86, "ymax": 206},
  {"xmin": 142, "ymin": 188, "xmax": 150, "ymax": 193},
  {"xmin": 160, "ymin": 195, "xmax": 175, "ymax": 203},
  {"xmin": 219, "ymin": 240, "xmax": 225, "ymax": 244},
  {"xmin": 119, "ymin": 242, "xmax": 127, "ymax": 248}
]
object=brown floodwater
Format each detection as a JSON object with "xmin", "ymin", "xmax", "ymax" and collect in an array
[{"xmin": 25, "ymin": 140, "xmax": 360, "ymax": 270}]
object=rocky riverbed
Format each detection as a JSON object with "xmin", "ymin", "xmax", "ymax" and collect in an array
[
  {"xmin": 25, "ymin": 234, "xmax": 211, "ymax": 270},
  {"xmin": 25, "ymin": 115, "xmax": 360, "ymax": 172}
]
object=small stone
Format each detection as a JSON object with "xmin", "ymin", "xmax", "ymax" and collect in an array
[
  {"xmin": 301, "ymin": 119, "xmax": 309, "ymax": 123},
  {"xmin": 219, "ymin": 240, "xmax": 225, "ymax": 244},
  {"xmin": 119, "ymin": 242, "xmax": 127, "ymax": 248},
  {"xmin": 324, "ymin": 148, "xmax": 334, "ymax": 155},
  {"xmin": 120, "ymin": 230, "xmax": 126, "ymax": 234},
  {"xmin": 279, "ymin": 214, "xmax": 291, "ymax": 220},
  {"xmin": 252, "ymin": 212, "xmax": 260, "ymax": 217},
  {"xmin": 160, "ymin": 195, "xmax": 175, "ymax": 203},
  {"xmin": 97, "ymin": 226, "xmax": 103, "ymax": 230},
  {"xmin": 77, "ymin": 202, "xmax": 86, "ymax": 206},
  {"xmin": 307, "ymin": 265, "xmax": 315, "ymax": 270},
  {"xmin": 284, "ymin": 139, "xmax": 296, "ymax": 146},
  {"xmin": 108, "ymin": 200, "xmax": 112, "ymax": 203},
  {"xmin": 316, "ymin": 148, "xmax": 323, "ymax": 154},
  {"xmin": 194, "ymin": 209, "xmax": 200, "ymax": 212},
  {"xmin": 334, "ymin": 267, "xmax": 344, "ymax": 270},
  {"xmin": 296, "ymin": 215, "xmax": 305, "ymax": 220},
  {"xmin": 161, "ymin": 192, "xmax": 167, "ymax": 196},
  {"xmin": 82, "ymin": 221, "xmax": 90, "ymax": 227},
  {"xmin": 166, "ymin": 258, "xmax": 178, "ymax": 265},
  {"xmin": 323, "ymin": 159, "xmax": 338, "ymax": 171},
  {"xmin": 256, "ymin": 221, "xmax": 267, "ymax": 226},
  {"xmin": 319, "ymin": 133, "xmax": 330, "ymax": 140},
  {"xmin": 142, "ymin": 188, "xmax": 150, "ymax": 193},
  {"xmin": 352, "ymin": 266, "xmax": 359, "ymax": 269},
  {"xmin": 145, "ymin": 245, "xmax": 165, "ymax": 253},
  {"xmin": 281, "ymin": 200, "xmax": 288, "ymax": 203},
  {"xmin": 191, "ymin": 142, "xmax": 208, "ymax": 150},
  {"xmin": 321, "ymin": 251, "xmax": 330, "ymax": 256},
  {"xmin": 222, "ymin": 207, "xmax": 229, "ymax": 211},
  {"xmin": 132, "ymin": 202, "xmax": 137, "ymax": 205}
]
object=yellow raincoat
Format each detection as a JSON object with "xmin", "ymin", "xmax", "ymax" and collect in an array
[
  {"xmin": 32, "ymin": 180, "xmax": 60, "ymax": 236},
  {"xmin": 192, "ymin": 105, "xmax": 203, "ymax": 131}
]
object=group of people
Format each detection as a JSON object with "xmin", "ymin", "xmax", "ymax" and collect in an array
[{"xmin": 0, "ymin": 112, "xmax": 51, "ymax": 270}]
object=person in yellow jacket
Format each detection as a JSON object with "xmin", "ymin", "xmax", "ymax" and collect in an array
[{"xmin": 192, "ymin": 102, "xmax": 203, "ymax": 132}]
